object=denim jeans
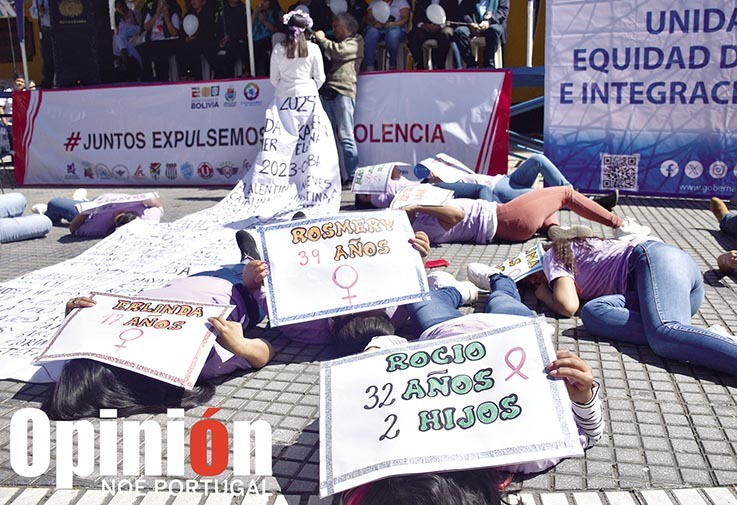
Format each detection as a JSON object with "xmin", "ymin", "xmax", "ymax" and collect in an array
[
  {"xmin": 0, "ymin": 193, "xmax": 52, "ymax": 243},
  {"xmin": 492, "ymin": 154, "xmax": 572, "ymax": 203},
  {"xmin": 364, "ymin": 26, "xmax": 407, "ymax": 68},
  {"xmin": 432, "ymin": 182, "xmax": 497, "ymax": 203},
  {"xmin": 720, "ymin": 213, "xmax": 737, "ymax": 237},
  {"xmin": 407, "ymin": 275, "xmax": 531, "ymax": 333},
  {"xmin": 580, "ymin": 241, "xmax": 737, "ymax": 374},
  {"xmin": 45, "ymin": 197, "xmax": 83, "ymax": 224},
  {"xmin": 322, "ymin": 93, "xmax": 358, "ymax": 182}
]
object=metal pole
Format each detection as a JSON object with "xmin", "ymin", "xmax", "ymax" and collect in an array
[
  {"xmin": 245, "ymin": 0, "xmax": 255, "ymax": 77},
  {"xmin": 526, "ymin": 0, "xmax": 533, "ymax": 67}
]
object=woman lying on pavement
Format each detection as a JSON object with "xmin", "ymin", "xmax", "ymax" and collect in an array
[
  {"xmin": 405, "ymin": 186, "xmax": 649, "ymax": 245},
  {"xmin": 337, "ymin": 271, "xmax": 603, "ymax": 504},
  {"xmin": 44, "ymin": 265, "xmax": 274, "ymax": 420},
  {"xmin": 494, "ymin": 236, "xmax": 737, "ymax": 375}
]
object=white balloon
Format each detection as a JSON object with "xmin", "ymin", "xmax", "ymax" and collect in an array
[
  {"xmin": 183, "ymin": 14, "xmax": 199, "ymax": 36},
  {"xmin": 426, "ymin": 4, "xmax": 446, "ymax": 25},
  {"xmin": 329, "ymin": 0, "xmax": 347, "ymax": 15},
  {"xmin": 371, "ymin": 1, "xmax": 390, "ymax": 23},
  {"xmin": 295, "ymin": 4, "xmax": 310, "ymax": 15}
]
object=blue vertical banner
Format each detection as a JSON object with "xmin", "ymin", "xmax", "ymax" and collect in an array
[
  {"xmin": 544, "ymin": 1, "xmax": 737, "ymax": 198},
  {"xmin": 15, "ymin": 0, "xmax": 23, "ymax": 42}
]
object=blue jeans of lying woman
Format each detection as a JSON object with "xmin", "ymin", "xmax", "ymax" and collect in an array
[
  {"xmin": 580, "ymin": 241, "xmax": 737, "ymax": 374},
  {"xmin": 433, "ymin": 154, "xmax": 571, "ymax": 204},
  {"xmin": 408, "ymin": 274, "xmax": 532, "ymax": 332},
  {"xmin": 0, "ymin": 193, "xmax": 52, "ymax": 243}
]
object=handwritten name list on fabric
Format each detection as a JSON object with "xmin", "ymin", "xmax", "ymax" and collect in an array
[
  {"xmin": 319, "ymin": 317, "xmax": 583, "ymax": 496},
  {"xmin": 558, "ymin": 6, "xmax": 737, "ymax": 106}
]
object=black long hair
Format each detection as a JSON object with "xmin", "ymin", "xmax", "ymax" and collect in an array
[
  {"xmin": 43, "ymin": 359, "xmax": 215, "ymax": 420},
  {"xmin": 332, "ymin": 313, "xmax": 395, "ymax": 356},
  {"xmin": 348, "ymin": 470, "xmax": 502, "ymax": 505}
]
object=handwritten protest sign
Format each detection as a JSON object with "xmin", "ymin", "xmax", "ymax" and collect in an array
[
  {"xmin": 415, "ymin": 153, "xmax": 475, "ymax": 182},
  {"xmin": 389, "ymin": 184, "xmax": 454, "ymax": 209},
  {"xmin": 319, "ymin": 315, "xmax": 583, "ymax": 496},
  {"xmin": 75, "ymin": 192, "xmax": 160, "ymax": 214},
  {"xmin": 494, "ymin": 244, "xmax": 545, "ymax": 282},
  {"xmin": 351, "ymin": 162, "xmax": 408, "ymax": 194},
  {"xmin": 34, "ymin": 292, "xmax": 234, "ymax": 389},
  {"xmin": 255, "ymin": 210, "xmax": 430, "ymax": 326}
]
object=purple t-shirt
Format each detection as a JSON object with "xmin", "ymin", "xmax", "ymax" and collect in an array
[
  {"xmin": 412, "ymin": 198, "xmax": 497, "ymax": 244},
  {"xmin": 142, "ymin": 276, "xmax": 264, "ymax": 380},
  {"xmin": 543, "ymin": 237, "xmax": 651, "ymax": 299},
  {"xmin": 74, "ymin": 195, "xmax": 164, "ymax": 238}
]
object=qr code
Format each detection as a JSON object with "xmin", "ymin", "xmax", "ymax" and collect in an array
[{"xmin": 601, "ymin": 153, "xmax": 639, "ymax": 191}]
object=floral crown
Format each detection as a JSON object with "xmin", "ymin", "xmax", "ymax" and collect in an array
[{"xmin": 283, "ymin": 9, "xmax": 314, "ymax": 30}]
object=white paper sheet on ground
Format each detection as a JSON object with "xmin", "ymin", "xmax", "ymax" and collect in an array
[
  {"xmin": 75, "ymin": 192, "xmax": 160, "ymax": 214},
  {"xmin": 416, "ymin": 153, "xmax": 476, "ymax": 182},
  {"xmin": 34, "ymin": 292, "xmax": 234, "ymax": 389},
  {"xmin": 351, "ymin": 162, "xmax": 408, "ymax": 194},
  {"xmin": 319, "ymin": 315, "xmax": 583, "ymax": 497},
  {"xmin": 389, "ymin": 184, "xmax": 454, "ymax": 209},
  {"xmin": 256, "ymin": 210, "xmax": 430, "ymax": 326},
  {"xmin": 494, "ymin": 244, "xmax": 545, "ymax": 282}
]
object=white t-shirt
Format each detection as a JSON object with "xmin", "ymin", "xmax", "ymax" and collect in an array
[{"xmin": 144, "ymin": 12, "xmax": 181, "ymax": 41}]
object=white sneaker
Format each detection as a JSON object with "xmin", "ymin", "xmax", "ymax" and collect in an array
[
  {"xmin": 72, "ymin": 188, "xmax": 88, "ymax": 201},
  {"xmin": 708, "ymin": 324, "xmax": 737, "ymax": 343},
  {"xmin": 614, "ymin": 217, "xmax": 651, "ymax": 239},
  {"xmin": 31, "ymin": 203, "xmax": 47, "ymax": 215},
  {"xmin": 466, "ymin": 263, "xmax": 502, "ymax": 291},
  {"xmin": 426, "ymin": 271, "xmax": 478, "ymax": 306}
]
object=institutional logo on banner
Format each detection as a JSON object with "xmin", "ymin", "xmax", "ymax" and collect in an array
[
  {"xmin": 217, "ymin": 162, "xmax": 238, "ymax": 178},
  {"xmin": 198, "ymin": 162, "xmax": 214, "ymax": 179},
  {"xmin": 95, "ymin": 163, "xmax": 112, "ymax": 180},
  {"xmin": 244, "ymin": 83, "xmax": 259, "ymax": 101},
  {"xmin": 545, "ymin": 0, "xmax": 737, "ymax": 197},
  {"xmin": 150, "ymin": 162, "xmax": 161, "ymax": 180},
  {"xmin": 65, "ymin": 162, "xmax": 79, "ymax": 180},
  {"xmin": 180, "ymin": 162, "xmax": 194, "ymax": 179},
  {"xmin": 134, "ymin": 165, "xmax": 146, "ymax": 179},
  {"xmin": 165, "ymin": 163, "xmax": 178, "ymax": 180},
  {"xmin": 112, "ymin": 164, "xmax": 129, "ymax": 179}
]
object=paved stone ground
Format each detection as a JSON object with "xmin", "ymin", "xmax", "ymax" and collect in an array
[{"xmin": 1, "ymin": 162, "xmax": 737, "ymax": 504}]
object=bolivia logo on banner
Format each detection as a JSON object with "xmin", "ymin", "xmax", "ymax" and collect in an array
[
  {"xmin": 545, "ymin": 0, "xmax": 737, "ymax": 198},
  {"xmin": 13, "ymin": 71, "xmax": 510, "ymax": 187}
]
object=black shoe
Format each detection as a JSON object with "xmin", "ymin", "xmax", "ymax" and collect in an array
[
  {"xmin": 292, "ymin": 211, "xmax": 306, "ymax": 220},
  {"xmin": 592, "ymin": 189, "xmax": 619, "ymax": 211},
  {"xmin": 236, "ymin": 230, "xmax": 261, "ymax": 261}
]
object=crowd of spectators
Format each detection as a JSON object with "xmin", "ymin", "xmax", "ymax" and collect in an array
[{"xmin": 26, "ymin": 0, "xmax": 508, "ymax": 86}]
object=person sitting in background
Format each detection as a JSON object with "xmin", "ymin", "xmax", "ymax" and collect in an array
[
  {"xmin": 113, "ymin": 0, "xmax": 143, "ymax": 82},
  {"xmin": 251, "ymin": 0, "xmax": 283, "ymax": 76},
  {"xmin": 0, "ymin": 74, "xmax": 25, "ymax": 152},
  {"xmin": 214, "ymin": 0, "xmax": 247, "ymax": 78},
  {"xmin": 452, "ymin": 0, "xmax": 508, "ymax": 68},
  {"xmin": 138, "ymin": 0, "xmax": 182, "ymax": 81},
  {"xmin": 178, "ymin": 0, "xmax": 217, "ymax": 80},
  {"xmin": 0, "ymin": 193, "xmax": 52, "ymax": 243},
  {"xmin": 32, "ymin": 190, "xmax": 164, "ymax": 238},
  {"xmin": 345, "ymin": 0, "xmax": 367, "ymax": 33},
  {"xmin": 407, "ymin": 0, "xmax": 454, "ymax": 70},
  {"xmin": 363, "ymin": 0, "xmax": 410, "ymax": 71},
  {"xmin": 287, "ymin": 0, "xmax": 332, "ymax": 31}
]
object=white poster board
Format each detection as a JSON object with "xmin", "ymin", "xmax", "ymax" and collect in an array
[
  {"xmin": 34, "ymin": 292, "xmax": 234, "ymax": 389},
  {"xmin": 494, "ymin": 244, "xmax": 545, "ymax": 282},
  {"xmin": 256, "ymin": 211, "xmax": 430, "ymax": 326},
  {"xmin": 319, "ymin": 316, "xmax": 583, "ymax": 496},
  {"xmin": 415, "ymin": 153, "xmax": 476, "ymax": 182},
  {"xmin": 351, "ymin": 162, "xmax": 408, "ymax": 194},
  {"xmin": 75, "ymin": 192, "xmax": 159, "ymax": 214},
  {"xmin": 389, "ymin": 184, "xmax": 454, "ymax": 209}
]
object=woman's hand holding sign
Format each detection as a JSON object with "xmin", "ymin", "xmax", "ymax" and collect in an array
[
  {"xmin": 207, "ymin": 316, "xmax": 273, "ymax": 369},
  {"xmin": 546, "ymin": 350, "xmax": 595, "ymax": 404},
  {"xmin": 65, "ymin": 296, "xmax": 97, "ymax": 316}
]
